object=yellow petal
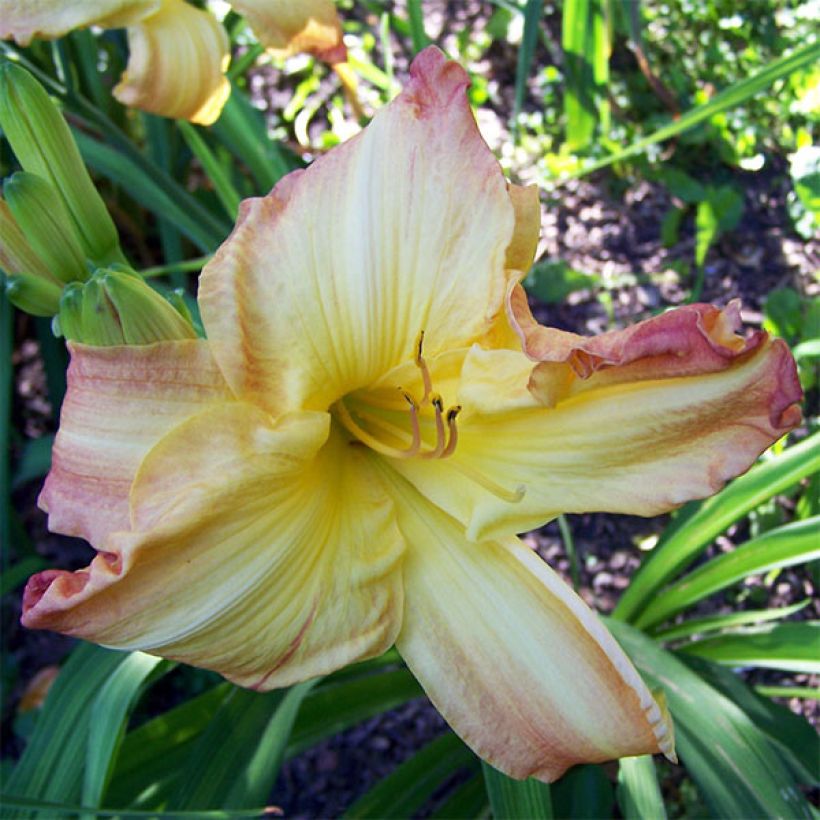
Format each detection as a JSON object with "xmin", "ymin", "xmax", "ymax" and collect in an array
[
  {"xmin": 25, "ymin": 406, "xmax": 404, "ymax": 689},
  {"xmin": 199, "ymin": 46, "xmax": 516, "ymax": 415},
  {"xmin": 504, "ymin": 183, "xmax": 540, "ymax": 273},
  {"xmin": 0, "ymin": 0, "xmax": 158, "ymax": 45},
  {"xmin": 113, "ymin": 0, "xmax": 231, "ymax": 124},
  {"xmin": 378, "ymin": 468, "xmax": 673, "ymax": 781},
  {"xmin": 231, "ymin": 0, "xmax": 347, "ymax": 63},
  {"xmin": 390, "ymin": 316, "xmax": 802, "ymax": 540},
  {"xmin": 38, "ymin": 340, "xmax": 232, "ymax": 546}
]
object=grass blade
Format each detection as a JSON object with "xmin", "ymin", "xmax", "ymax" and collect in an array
[
  {"xmin": 482, "ymin": 762, "xmax": 553, "ymax": 819},
  {"xmin": 5, "ymin": 644, "xmax": 127, "ymax": 811},
  {"xmin": 345, "ymin": 733, "xmax": 477, "ymax": 819},
  {"xmin": 607, "ymin": 618, "xmax": 813, "ymax": 818},
  {"xmin": 210, "ymin": 88, "xmax": 296, "ymax": 194},
  {"xmin": 682, "ymin": 654, "xmax": 819, "ymax": 784},
  {"xmin": 513, "ymin": 0, "xmax": 543, "ymax": 126},
  {"xmin": 83, "ymin": 653, "xmax": 168, "ymax": 811},
  {"xmin": 573, "ymin": 40, "xmax": 820, "ymax": 176},
  {"xmin": 615, "ymin": 432, "xmax": 820, "ymax": 623},
  {"xmin": 617, "ymin": 756, "xmax": 666, "ymax": 820},
  {"xmin": 177, "ymin": 121, "xmax": 242, "ymax": 220},
  {"xmin": 651, "ymin": 599, "xmax": 810, "ymax": 642},
  {"xmin": 430, "ymin": 773, "xmax": 488, "ymax": 819},
  {"xmin": 406, "ymin": 0, "xmax": 431, "ymax": 54},
  {"xmin": 168, "ymin": 682, "xmax": 313, "ymax": 810},
  {"xmin": 73, "ymin": 130, "xmax": 227, "ymax": 252},
  {"xmin": 635, "ymin": 516, "xmax": 820, "ymax": 629},
  {"xmin": 677, "ymin": 621, "xmax": 820, "ymax": 674},
  {"xmin": 0, "ymin": 279, "xmax": 11, "ymax": 570},
  {"xmin": 562, "ymin": 0, "xmax": 609, "ymax": 149}
]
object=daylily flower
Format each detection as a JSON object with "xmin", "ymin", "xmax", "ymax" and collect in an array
[
  {"xmin": 0, "ymin": 0, "xmax": 347, "ymax": 124},
  {"xmin": 22, "ymin": 48, "xmax": 801, "ymax": 780}
]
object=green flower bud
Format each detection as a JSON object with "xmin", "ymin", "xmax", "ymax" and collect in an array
[
  {"xmin": 4, "ymin": 172, "xmax": 89, "ymax": 284},
  {"xmin": 57, "ymin": 283, "xmax": 85, "ymax": 341},
  {"xmin": 57, "ymin": 268, "xmax": 197, "ymax": 345},
  {"xmin": 0, "ymin": 197, "xmax": 59, "ymax": 284},
  {"xmin": 5, "ymin": 272, "xmax": 62, "ymax": 316},
  {"xmin": 100, "ymin": 269, "xmax": 197, "ymax": 344},
  {"xmin": 0, "ymin": 62, "xmax": 124, "ymax": 266}
]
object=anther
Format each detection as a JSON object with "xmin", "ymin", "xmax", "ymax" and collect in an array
[
  {"xmin": 414, "ymin": 329, "xmax": 433, "ymax": 402},
  {"xmin": 422, "ymin": 393, "xmax": 446, "ymax": 459},
  {"xmin": 441, "ymin": 405, "xmax": 461, "ymax": 458}
]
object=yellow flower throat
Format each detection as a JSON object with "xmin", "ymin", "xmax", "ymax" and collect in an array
[
  {"xmin": 334, "ymin": 332, "xmax": 462, "ymax": 461},
  {"xmin": 334, "ymin": 332, "xmax": 524, "ymax": 504}
]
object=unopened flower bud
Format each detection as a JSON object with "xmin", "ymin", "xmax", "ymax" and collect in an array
[
  {"xmin": 0, "ymin": 62, "xmax": 124, "ymax": 265},
  {"xmin": 100, "ymin": 269, "xmax": 197, "ymax": 343},
  {"xmin": 0, "ymin": 198, "xmax": 60, "ymax": 284},
  {"xmin": 5, "ymin": 272, "xmax": 62, "ymax": 316},
  {"xmin": 57, "ymin": 268, "xmax": 197, "ymax": 345},
  {"xmin": 4, "ymin": 172, "xmax": 89, "ymax": 284}
]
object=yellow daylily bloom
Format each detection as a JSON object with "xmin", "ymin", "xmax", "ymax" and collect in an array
[
  {"xmin": 1, "ymin": 0, "xmax": 347, "ymax": 124},
  {"xmin": 23, "ymin": 48, "xmax": 801, "ymax": 781}
]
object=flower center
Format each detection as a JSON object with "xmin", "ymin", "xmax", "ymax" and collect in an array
[
  {"xmin": 334, "ymin": 331, "xmax": 461, "ymax": 461},
  {"xmin": 333, "ymin": 332, "xmax": 525, "ymax": 505}
]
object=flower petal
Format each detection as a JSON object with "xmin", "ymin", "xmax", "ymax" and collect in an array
[
  {"xmin": 113, "ymin": 0, "xmax": 230, "ymax": 125},
  {"xmin": 199, "ymin": 46, "xmax": 516, "ymax": 414},
  {"xmin": 0, "ymin": 0, "xmax": 158, "ymax": 45},
  {"xmin": 38, "ymin": 340, "xmax": 232, "ymax": 546},
  {"xmin": 390, "ymin": 305, "xmax": 801, "ymax": 540},
  {"xmin": 378, "ymin": 468, "xmax": 673, "ymax": 781},
  {"xmin": 231, "ymin": 0, "xmax": 347, "ymax": 63},
  {"xmin": 25, "ymin": 406, "xmax": 405, "ymax": 689}
]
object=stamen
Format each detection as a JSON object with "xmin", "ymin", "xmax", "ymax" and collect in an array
[
  {"xmin": 402, "ymin": 391, "xmax": 421, "ymax": 453},
  {"xmin": 421, "ymin": 394, "xmax": 446, "ymax": 459},
  {"xmin": 414, "ymin": 329, "xmax": 433, "ymax": 403},
  {"xmin": 440, "ymin": 405, "xmax": 461, "ymax": 458},
  {"xmin": 451, "ymin": 460, "xmax": 525, "ymax": 504},
  {"xmin": 335, "ymin": 399, "xmax": 421, "ymax": 459}
]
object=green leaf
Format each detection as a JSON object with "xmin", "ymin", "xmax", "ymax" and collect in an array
[
  {"xmin": 660, "ymin": 204, "xmax": 684, "ymax": 247},
  {"xmin": 168, "ymin": 681, "xmax": 315, "ymax": 810},
  {"xmin": 482, "ymin": 762, "xmax": 552, "ymax": 819},
  {"xmin": 551, "ymin": 763, "xmax": 611, "ymax": 818},
  {"xmin": 574, "ymin": 40, "xmax": 820, "ymax": 177},
  {"xmin": 607, "ymin": 619, "xmax": 813, "ymax": 818},
  {"xmin": 406, "ymin": 0, "xmax": 431, "ymax": 54},
  {"xmin": 659, "ymin": 168, "xmax": 706, "ymax": 203},
  {"xmin": 651, "ymin": 599, "xmax": 810, "ymax": 642},
  {"xmin": 0, "ymin": 556, "xmax": 47, "ymax": 596},
  {"xmin": 524, "ymin": 259, "xmax": 600, "ymax": 303},
  {"xmin": 513, "ymin": 0, "xmax": 543, "ymax": 125},
  {"xmin": 286, "ymin": 666, "xmax": 424, "ymax": 758},
  {"xmin": 210, "ymin": 88, "xmax": 296, "ymax": 193},
  {"xmin": 677, "ymin": 621, "xmax": 820, "ymax": 674},
  {"xmin": 345, "ymin": 733, "xmax": 477, "ymax": 819},
  {"xmin": 83, "ymin": 654, "xmax": 168, "ymax": 811},
  {"xmin": 562, "ymin": 0, "xmax": 610, "ymax": 150},
  {"xmin": 695, "ymin": 185, "xmax": 743, "ymax": 267},
  {"xmin": 430, "ymin": 773, "xmax": 488, "ymax": 819},
  {"xmin": 11, "ymin": 434, "xmax": 53, "ymax": 490},
  {"xmin": 105, "ymin": 683, "xmax": 231, "ymax": 809},
  {"xmin": 177, "ymin": 121, "xmax": 242, "ymax": 220},
  {"xmin": 614, "ymin": 432, "xmax": 820, "ymax": 623},
  {"xmin": 5, "ymin": 644, "xmax": 127, "ymax": 811},
  {"xmin": 617, "ymin": 756, "xmax": 666, "ymax": 820},
  {"xmin": 681, "ymin": 654, "xmax": 819, "ymax": 784},
  {"xmin": 763, "ymin": 287, "xmax": 804, "ymax": 342},
  {"xmin": 0, "ymin": 794, "xmax": 268, "ymax": 818},
  {"xmin": 72, "ymin": 130, "xmax": 229, "ymax": 253},
  {"xmin": 635, "ymin": 516, "xmax": 820, "ymax": 629}
]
